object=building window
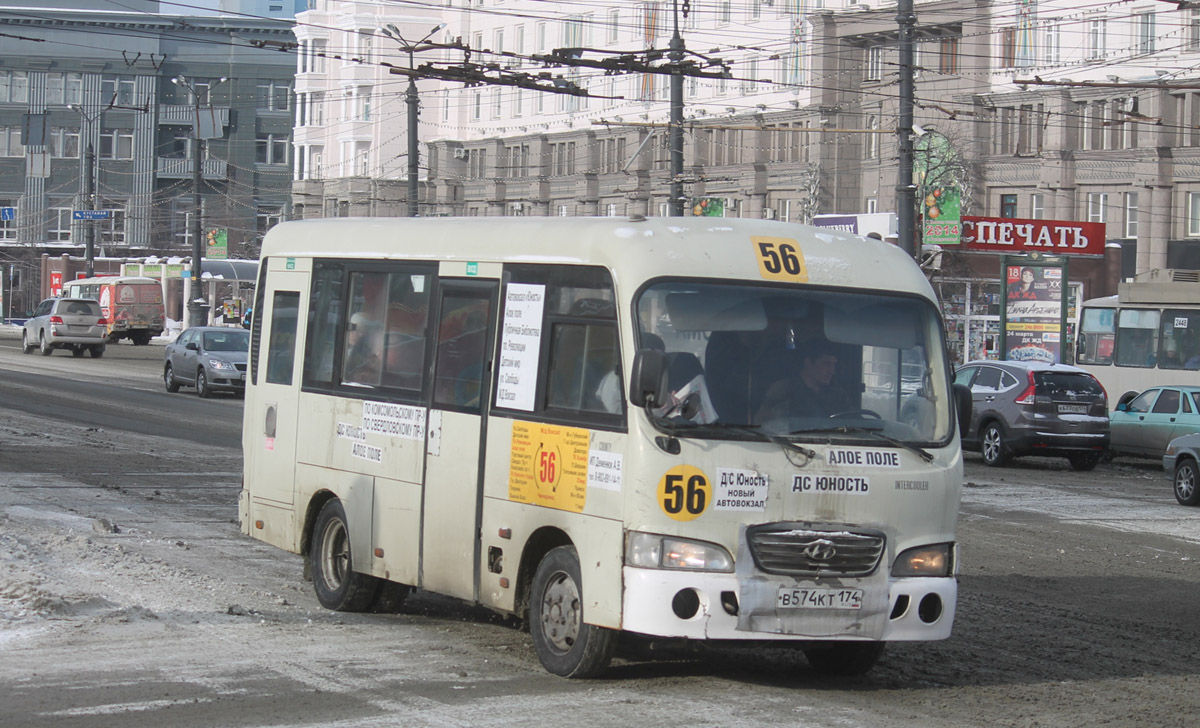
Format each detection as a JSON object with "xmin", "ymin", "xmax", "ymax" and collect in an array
[
  {"xmin": 1137, "ymin": 12, "xmax": 1155, "ymax": 54},
  {"xmin": 866, "ymin": 197, "xmax": 877, "ymax": 214},
  {"xmin": 1042, "ymin": 22, "xmax": 1061, "ymax": 64},
  {"xmin": 939, "ymin": 37, "xmax": 959, "ymax": 74},
  {"xmin": 100, "ymin": 130, "xmax": 134, "ymax": 160},
  {"xmin": 1189, "ymin": 192, "xmax": 1200, "ymax": 236},
  {"xmin": 50, "ymin": 128, "xmax": 81, "ymax": 158},
  {"xmin": 257, "ymin": 206, "xmax": 283, "ymax": 240},
  {"xmin": 257, "ymin": 81, "xmax": 290, "ymax": 111},
  {"xmin": 101, "ymin": 75, "xmax": 136, "ymax": 106},
  {"xmin": 1031, "ymin": 192, "xmax": 1044, "ymax": 219},
  {"xmin": 312, "ymin": 39, "xmax": 328, "ymax": 73},
  {"xmin": 0, "ymin": 70, "xmax": 30, "ymax": 103},
  {"xmin": 1189, "ymin": 9, "xmax": 1200, "ymax": 52},
  {"xmin": 49, "ymin": 207, "xmax": 73, "ymax": 241},
  {"xmin": 719, "ymin": 0, "xmax": 732, "ymax": 24},
  {"xmin": 0, "ymin": 126, "xmax": 24, "ymax": 157},
  {"xmin": 256, "ymin": 133, "xmax": 289, "ymax": 164},
  {"xmin": 866, "ymin": 46, "xmax": 882, "ymax": 82},
  {"xmin": 608, "ymin": 9, "xmax": 620, "ymax": 43},
  {"xmin": 97, "ymin": 207, "xmax": 127, "ymax": 245},
  {"xmin": 358, "ymin": 88, "xmax": 372, "ymax": 121},
  {"xmin": 1088, "ymin": 192, "xmax": 1108, "ymax": 224},
  {"xmin": 864, "ymin": 115, "xmax": 879, "ymax": 159},
  {"xmin": 1087, "ymin": 17, "xmax": 1107, "ymax": 60},
  {"xmin": 1126, "ymin": 192, "xmax": 1139, "ymax": 238},
  {"xmin": 1000, "ymin": 194, "xmax": 1018, "ymax": 218}
]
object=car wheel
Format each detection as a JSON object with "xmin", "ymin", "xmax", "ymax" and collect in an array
[
  {"xmin": 803, "ymin": 641, "xmax": 886, "ymax": 676},
  {"xmin": 39, "ymin": 332, "xmax": 53, "ymax": 356},
  {"xmin": 310, "ymin": 499, "xmax": 380, "ymax": 611},
  {"xmin": 196, "ymin": 369, "xmax": 212, "ymax": 398},
  {"xmin": 1175, "ymin": 460, "xmax": 1200, "ymax": 506},
  {"xmin": 131, "ymin": 332, "xmax": 151, "ymax": 346},
  {"xmin": 89, "ymin": 345, "xmax": 105, "ymax": 359},
  {"xmin": 980, "ymin": 422, "xmax": 1010, "ymax": 466},
  {"xmin": 71, "ymin": 345, "xmax": 86, "ymax": 358},
  {"xmin": 164, "ymin": 363, "xmax": 180, "ymax": 392},
  {"xmin": 21, "ymin": 331, "xmax": 33, "ymax": 355},
  {"xmin": 529, "ymin": 545, "xmax": 616, "ymax": 678},
  {"xmin": 1068, "ymin": 452, "xmax": 1101, "ymax": 471}
]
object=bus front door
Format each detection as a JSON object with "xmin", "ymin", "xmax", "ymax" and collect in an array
[
  {"xmin": 244, "ymin": 266, "xmax": 307, "ymax": 527},
  {"xmin": 419, "ymin": 280, "xmax": 498, "ymax": 602}
]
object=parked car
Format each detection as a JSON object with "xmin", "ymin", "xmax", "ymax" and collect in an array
[
  {"xmin": 163, "ymin": 326, "xmax": 250, "ymax": 398},
  {"xmin": 1109, "ymin": 386, "xmax": 1200, "ymax": 460},
  {"xmin": 21, "ymin": 297, "xmax": 108, "ymax": 358},
  {"xmin": 954, "ymin": 360, "xmax": 1109, "ymax": 470},
  {"xmin": 1163, "ymin": 433, "xmax": 1200, "ymax": 506}
]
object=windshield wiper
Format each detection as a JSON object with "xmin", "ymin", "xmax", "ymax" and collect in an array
[
  {"xmin": 788, "ymin": 426, "xmax": 935, "ymax": 463},
  {"xmin": 650, "ymin": 417, "xmax": 818, "ymax": 459}
]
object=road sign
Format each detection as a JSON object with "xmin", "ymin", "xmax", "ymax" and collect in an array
[
  {"xmin": 0, "ymin": 207, "xmax": 13, "ymax": 221},
  {"xmin": 72, "ymin": 210, "xmax": 111, "ymax": 220}
]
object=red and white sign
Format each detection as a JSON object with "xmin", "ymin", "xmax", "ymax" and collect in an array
[
  {"xmin": 960, "ymin": 216, "xmax": 1106, "ymax": 257},
  {"xmin": 49, "ymin": 271, "xmax": 63, "ymax": 296}
]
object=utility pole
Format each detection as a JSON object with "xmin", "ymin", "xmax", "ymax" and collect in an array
[
  {"xmin": 668, "ymin": 0, "xmax": 686, "ymax": 217},
  {"xmin": 381, "ymin": 23, "xmax": 447, "ymax": 218},
  {"xmin": 896, "ymin": 0, "xmax": 918, "ymax": 260},
  {"xmin": 172, "ymin": 75, "xmax": 227, "ymax": 329},
  {"xmin": 67, "ymin": 104, "xmax": 100, "ymax": 278}
]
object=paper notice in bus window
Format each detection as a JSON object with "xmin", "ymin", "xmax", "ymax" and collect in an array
[
  {"xmin": 509, "ymin": 421, "xmax": 588, "ymax": 513},
  {"xmin": 496, "ymin": 283, "xmax": 546, "ymax": 412}
]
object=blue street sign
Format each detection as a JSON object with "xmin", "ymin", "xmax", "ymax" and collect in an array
[
  {"xmin": 72, "ymin": 210, "xmax": 111, "ymax": 220},
  {"xmin": 0, "ymin": 207, "xmax": 13, "ymax": 221}
]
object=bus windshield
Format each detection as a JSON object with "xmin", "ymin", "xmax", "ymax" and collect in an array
[{"xmin": 636, "ymin": 280, "xmax": 953, "ymax": 444}]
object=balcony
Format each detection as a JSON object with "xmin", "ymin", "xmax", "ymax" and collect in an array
[
  {"xmin": 158, "ymin": 104, "xmax": 231, "ymax": 127},
  {"xmin": 157, "ymin": 157, "xmax": 228, "ymax": 180}
]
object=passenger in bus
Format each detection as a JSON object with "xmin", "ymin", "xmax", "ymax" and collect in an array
[
  {"xmin": 344, "ymin": 311, "xmax": 383, "ymax": 383},
  {"xmin": 755, "ymin": 340, "xmax": 851, "ymax": 422}
]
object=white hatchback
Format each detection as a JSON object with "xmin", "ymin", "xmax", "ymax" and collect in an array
[{"xmin": 22, "ymin": 297, "xmax": 108, "ymax": 358}]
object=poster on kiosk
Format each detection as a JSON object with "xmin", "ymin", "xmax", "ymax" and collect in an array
[{"xmin": 1000, "ymin": 257, "xmax": 1068, "ymax": 364}]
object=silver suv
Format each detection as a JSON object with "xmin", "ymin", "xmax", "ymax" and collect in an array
[
  {"xmin": 954, "ymin": 360, "xmax": 1109, "ymax": 470},
  {"xmin": 22, "ymin": 298, "xmax": 108, "ymax": 358}
]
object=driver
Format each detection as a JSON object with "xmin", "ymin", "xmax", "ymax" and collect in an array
[{"xmin": 755, "ymin": 340, "xmax": 852, "ymax": 422}]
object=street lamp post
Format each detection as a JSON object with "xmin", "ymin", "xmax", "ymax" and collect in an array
[
  {"xmin": 381, "ymin": 22, "xmax": 447, "ymax": 218},
  {"xmin": 67, "ymin": 103, "xmax": 101, "ymax": 278},
  {"xmin": 171, "ymin": 76, "xmax": 227, "ymax": 329},
  {"xmin": 668, "ymin": 0, "xmax": 685, "ymax": 217}
]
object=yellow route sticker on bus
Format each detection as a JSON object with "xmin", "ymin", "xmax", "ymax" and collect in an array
[
  {"xmin": 752, "ymin": 236, "xmax": 808, "ymax": 283},
  {"xmin": 509, "ymin": 421, "xmax": 588, "ymax": 513},
  {"xmin": 658, "ymin": 465, "xmax": 712, "ymax": 521}
]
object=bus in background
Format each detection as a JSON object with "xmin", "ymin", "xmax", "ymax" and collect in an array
[
  {"xmin": 1075, "ymin": 269, "xmax": 1200, "ymax": 404},
  {"xmin": 60, "ymin": 276, "xmax": 165, "ymax": 345},
  {"xmin": 240, "ymin": 216, "xmax": 967, "ymax": 679}
]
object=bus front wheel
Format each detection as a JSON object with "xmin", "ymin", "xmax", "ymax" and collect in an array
[
  {"xmin": 529, "ymin": 545, "xmax": 616, "ymax": 678},
  {"xmin": 310, "ymin": 499, "xmax": 380, "ymax": 612}
]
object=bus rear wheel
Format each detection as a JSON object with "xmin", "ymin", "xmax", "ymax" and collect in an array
[
  {"xmin": 529, "ymin": 545, "xmax": 616, "ymax": 678},
  {"xmin": 310, "ymin": 499, "xmax": 380, "ymax": 612},
  {"xmin": 803, "ymin": 641, "xmax": 886, "ymax": 676}
]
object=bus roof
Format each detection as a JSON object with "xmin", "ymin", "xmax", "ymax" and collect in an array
[{"xmin": 260, "ymin": 216, "xmax": 935, "ymax": 301}]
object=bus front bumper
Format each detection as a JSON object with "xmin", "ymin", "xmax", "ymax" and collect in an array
[{"xmin": 620, "ymin": 566, "xmax": 956, "ymax": 642}]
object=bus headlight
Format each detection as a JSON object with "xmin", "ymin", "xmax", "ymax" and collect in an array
[
  {"xmin": 626, "ymin": 532, "xmax": 734, "ymax": 572},
  {"xmin": 891, "ymin": 544, "xmax": 952, "ymax": 577}
]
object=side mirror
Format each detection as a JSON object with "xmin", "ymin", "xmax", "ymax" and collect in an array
[
  {"xmin": 186, "ymin": 341, "xmax": 199, "ymax": 351},
  {"xmin": 629, "ymin": 348, "xmax": 668, "ymax": 408},
  {"xmin": 953, "ymin": 383, "xmax": 972, "ymax": 438}
]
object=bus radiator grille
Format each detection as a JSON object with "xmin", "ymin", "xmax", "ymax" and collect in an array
[{"xmin": 745, "ymin": 524, "xmax": 885, "ymax": 578}]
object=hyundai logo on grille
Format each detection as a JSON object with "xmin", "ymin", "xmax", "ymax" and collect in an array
[{"xmin": 801, "ymin": 538, "xmax": 838, "ymax": 562}]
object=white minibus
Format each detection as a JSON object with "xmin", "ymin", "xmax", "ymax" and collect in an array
[{"xmin": 240, "ymin": 216, "xmax": 965, "ymax": 678}]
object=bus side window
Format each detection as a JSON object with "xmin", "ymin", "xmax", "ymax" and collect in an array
[
  {"xmin": 304, "ymin": 264, "xmax": 344, "ymax": 387},
  {"xmin": 266, "ymin": 291, "xmax": 299, "ymax": 385},
  {"xmin": 432, "ymin": 292, "xmax": 491, "ymax": 410}
]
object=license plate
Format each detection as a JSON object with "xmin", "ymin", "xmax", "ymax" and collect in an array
[
  {"xmin": 1058, "ymin": 404, "xmax": 1088, "ymax": 414},
  {"xmin": 776, "ymin": 586, "xmax": 862, "ymax": 610}
]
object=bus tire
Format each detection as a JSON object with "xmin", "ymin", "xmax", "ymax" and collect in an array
[
  {"xmin": 310, "ymin": 499, "xmax": 380, "ymax": 612},
  {"xmin": 1175, "ymin": 459, "xmax": 1200, "ymax": 506},
  {"xmin": 980, "ymin": 422, "xmax": 1009, "ymax": 467},
  {"xmin": 529, "ymin": 545, "xmax": 616, "ymax": 678},
  {"xmin": 803, "ymin": 641, "xmax": 885, "ymax": 676}
]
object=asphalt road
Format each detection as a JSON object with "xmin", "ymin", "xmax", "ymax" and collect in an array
[{"xmin": 1, "ymin": 328, "xmax": 1198, "ymax": 728}]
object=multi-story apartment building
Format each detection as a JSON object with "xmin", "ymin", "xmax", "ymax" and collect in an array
[{"xmin": 0, "ymin": 2, "xmax": 295, "ymax": 281}]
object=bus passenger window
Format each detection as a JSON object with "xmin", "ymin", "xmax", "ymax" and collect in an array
[
  {"xmin": 433, "ymin": 292, "xmax": 491, "ymax": 409},
  {"xmin": 547, "ymin": 323, "xmax": 619, "ymax": 413},
  {"xmin": 342, "ymin": 273, "xmax": 388, "ymax": 386},
  {"xmin": 381, "ymin": 273, "xmax": 431, "ymax": 390},
  {"xmin": 1116, "ymin": 309, "xmax": 1160, "ymax": 369},
  {"xmin": 266, "ymin": 291, "xmax": 299, "ymax": 385}
]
